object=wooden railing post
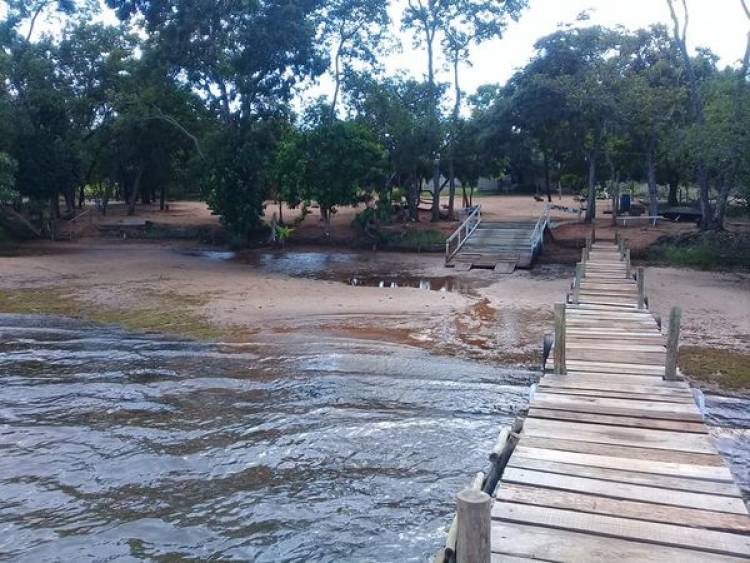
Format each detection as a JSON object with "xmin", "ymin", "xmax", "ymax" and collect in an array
[
  {"xmin": 554, "ymin": 303, "xmax": 566, "ymax": 374},
  {"xmin": 591, "ymin": 226, "xmax": 596, "ymax": 244},
  {"xmin": 665, "ymin": 306, "xmax": 682, "ymax": 380},
  {"xmin": 582, "ymin": 245, "xmax": 589, "ymax": 264},
  {"xmin": 456, "ymin": 488, "xmax": 491, "ymax": 563},
  {"xmin": 573, "ymin": 263, "xmax": 583, "ymax": 303},
  {"xmin": 624, "ymin": 249, "xmax": 631, "ymax": 278},
  {"xmin": 637, "ymin": 267, "xmax": 645, "ymax": 309}
]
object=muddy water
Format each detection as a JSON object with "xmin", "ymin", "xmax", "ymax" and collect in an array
[
  {"xmin": 0, "ymin": 314, "xmax": 534, "ymax": 561},
  {"xmin": 2, "ymin": 314, "xmax": 748, "ymax": 562}
]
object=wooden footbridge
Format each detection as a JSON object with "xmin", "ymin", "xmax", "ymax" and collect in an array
[
  {"xmin": 445, "ymin": 206, "xmax": 549, "ymax": 273},
  {"xmin": 437, "ymin": 237, "xmax": 750, "ymax": 563}
]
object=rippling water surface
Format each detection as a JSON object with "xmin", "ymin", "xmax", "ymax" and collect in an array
[{"xmin": 0, "ymin": 314, "xmax": 537, "ymax": 562}]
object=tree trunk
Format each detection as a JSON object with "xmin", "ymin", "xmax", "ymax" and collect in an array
[
  {"xmin": 128, "ymin": 166, "xmax": 144, "ymax": 216},
  {"xmin": 714, "ymin": 180, "xmax": 732, "ymax": 228},
  {"xmin": 543, "ymin": 150, "xmax": 552, "ymax": 202},
  {"xmin": 448, "ymin": 159, "xmax": 457, "ymax": 220},
  {"xmin": 408, "ymin": 171, "xmax": 419, "ymax": 222},
  {"xmin": 78, "ymin": 184, "xmax": 85, "ymax": 208},
  {"xmin": 584, "ymin": 151, "xmax": 596, "ymax": 224},
  {"xmin": 431, "ymin": 156, "xmax": 441, "ymax": 222},
  {"xmin": 329, "ymin": 38, "xmax": 345, "ymax": 121},
  {"xmin": 646, "ymin": 136, "xmax": 659, "ymax": 217},
  {"xmin": 666, "ymin": 0, "xmax": 714, "ymax": 230},
  {"xmin": 667, "ymin": 181, "xmax": 679, "ymax": 207},
  {"xmin": 160, "ymin": 184, "xmax": 166, "ymax": 211}
]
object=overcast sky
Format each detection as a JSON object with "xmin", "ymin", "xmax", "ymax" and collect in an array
[{"xmin": 10, "ymin": 0, "xmax": 750, "ymax": 107}]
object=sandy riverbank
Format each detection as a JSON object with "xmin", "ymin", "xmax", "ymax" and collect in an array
[{"xmin": 1, "ymin": 240, "xmax": 748, "ymax": 375}]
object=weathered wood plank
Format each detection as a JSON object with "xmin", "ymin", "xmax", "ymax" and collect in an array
[
  {"xmin": 495, "ymin": 484, "xmax": 750, "ymax": 533},
  {"xmin": 491, "ymin": 521, "xmax": 745, "ymax": 562},
  {"xmin": 528, "ymin": 408, "xmax": 707, "ymax": 433},
  {"xmin": 492, "ymin": 502, "xmax": 750, "ymax": 556},
  {"xmin": 515, "ymin": 444, "xmax": 733, "ymax": 480},
  {"xmin": 503, "ymin": 467, "xmax": 747, "ymax": 514},
  {"xmin": 534, "ymin": 387, "xmax": 694, "ymax": 403},
  {"xmin": 505, "ymin": 458, "xmax": 741, "ymax": 496},
  {"xmin": 533, "ymin": 394, "xmax": 702, "ymax": 419},
  {"xmin": 521, "ymin": 418, "xmax": 717, "ymax": 455}
]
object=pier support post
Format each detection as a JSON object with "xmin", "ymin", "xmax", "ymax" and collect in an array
[
  {"xmin": 665, "ymin": 306, "xmax": 682, "ymax": 381},
  {"xmin": 573, "ymin": 263, "xmax": 583, "ymax": 303},
  {"xmin": 554, "ymin": 304, "xmax": 566, "ymax": 374},
  {"xmin": 637, "ymin": 267, "xmax": 645, "ymax": 309},
  {"xmin": 624, "ymin": 249, "xmax": 631, "ymax": 278},
  {"xmin": 456, "ymin": 488, "xmax": 491, "ymax": 563}
]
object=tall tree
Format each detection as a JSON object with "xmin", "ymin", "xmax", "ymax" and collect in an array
[
  {"xmin": 666, "ymin": 0, "xmax": 715, "ymax": 229},
  {"xmin": 319, "ymin": 0, "xmax": 390, "ymax": 120}
]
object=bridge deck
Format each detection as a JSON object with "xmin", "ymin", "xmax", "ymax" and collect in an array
[{"xmin": 491, "ymin": 241, "xmax": 750, "ymax": 561}]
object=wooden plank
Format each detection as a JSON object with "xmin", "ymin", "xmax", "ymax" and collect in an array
[
  {"xmin": 515, "ymin": 444, "xmax": 733, "ymax": 480},
  {"xmin": 528, "ymin": 408, "xmax": 707, "ymax": 433},
  {"xmin": 492, "ymin": 502, "xmax": 750, "ymax": 556},
  {"xmin": 533, "ymin": 394, "xmax": 702, "ymax": 419},
  {"xmin": 495, "ymin": 484, "xmax": 750, "ymax": 533},
  {"xmin": 521, "ymin": 418, "xmax": 717, "ymax": 454},
  {"xmin": 505, "ymin": 457, "xmax": 741, "ymax": 496},
  {"xmin": 491, "ymin": 521, "xmax": 745, "ymax": 562},
  {"xmin": 543, "ymin": 372, "xmax": 689, "ymax": 388},
  {"xmin": 562, "ymin": 360, "xmax": 665, "ymax": 375},
  {"xmin": 538, "ymin": 377, "xmax": 691, "ymax": 394},
  {"xmin": 534, "ymin": 387, "xmax": 694, "ymax": 403},
  {"xmin": 565, "ymin": 349, "xmax": 666, "ymax": 365},
  {"xmin": 503, "ymin": 467, "xmax": 747, "ymax": 514}
]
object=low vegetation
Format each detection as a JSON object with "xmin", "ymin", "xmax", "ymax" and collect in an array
[
  {"xmin": 649, "ymin": 231, "xmax": 750, "ymax": 270},
  {"xmin": 0, "ymin": 287, "xmax": 224, "ymax": 340},
  {"xmin": 680, "ymin": 346, "xmax": 750, "ymax": 390}
]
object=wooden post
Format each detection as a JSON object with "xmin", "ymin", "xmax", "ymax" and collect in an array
[
  {"xmin": 637, "ymin": 267, "xmax": 645, "ymax": 309},
  {"xmin": 582, "ymin": 245, "xmax": 589, "ymax": 264},
  {"xmin": 665, "ymin": 306, "xmax": 682, "ymax": 380},
  {"xmin": 591, "ymin": 225, "xmax": 596, "ymax": 244},
  {"xmin": 554, "ymin": 303, "xmax": 566, "ymax": 374},
  {"xmin": 456, "ymin": 488, "xmax": 491, "ymax": 563},
  {"xmin": 573, "ymin": 263, "xmax": 583, "ymax": 303},
  {"xmin": 624, "ymin": 249, "xmax": 631, "ymax": 278}
]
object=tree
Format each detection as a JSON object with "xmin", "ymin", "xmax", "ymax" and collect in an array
[
  {"xmin": 107, "ymin": 0, "xmax": 326, "ymax": 120},
  {"xmin": 666, "ymin": 0, "xmax": 715, "ymax": 229},
  {"xmin": 304, "ymin": 120, "xmax": 384, "ymax": 233},
  {"xmin": 319, "ymin": 0, "xmax": 390, "ymax": 120},
  {"xmin": 620, "ymin": 26, "xmax": 686, "ymax": 217},
  {"xmin": 346, "ymin": 72, "xmax": 437, "ymax": 221},
  {"xmin": 403, "ymin": 0, "xmax": 527, "ymax": 220}
]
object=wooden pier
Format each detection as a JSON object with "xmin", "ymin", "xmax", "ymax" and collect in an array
[{"xmin": 440, "ymin": 237, "xmax": 750, "ymax": 562}]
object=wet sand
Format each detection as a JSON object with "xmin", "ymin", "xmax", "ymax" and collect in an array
[{"xmin": 1, "ymin": 240, "xmax": 748, "ymax": 364}]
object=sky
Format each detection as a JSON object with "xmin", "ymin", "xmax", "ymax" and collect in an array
[{"xmin": 9, "ymin": 0, "xmax": 750, "ymax": 107}]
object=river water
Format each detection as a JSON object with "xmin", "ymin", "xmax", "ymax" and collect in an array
[{"xmin": 1, "ymin": 313, "xmax": 748, "ymax": 562}]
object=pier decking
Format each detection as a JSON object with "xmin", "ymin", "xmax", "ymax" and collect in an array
[
  {"xmin": 441, "ymin": 239, "xmax": 750, "ymax": 562},
  {"xmin": 491, "ymin": 240, "xmax": 750, "ymax": 560}
]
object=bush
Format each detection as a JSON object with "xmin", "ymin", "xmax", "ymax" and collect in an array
[{"xmin": 649, "ymin": 231, "xmax": 750, "ymax": 270}]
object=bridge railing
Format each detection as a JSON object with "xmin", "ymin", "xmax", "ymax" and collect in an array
[
  {"xmin": 445, "ymin": 205, "xmax": 481, "ymax": 264},
  {"xmin": 530, "ymin": 204, "xmax": 551, "ymax": 255}
]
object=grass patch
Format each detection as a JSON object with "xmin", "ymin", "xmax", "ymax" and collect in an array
[
  {"xmin": 649, "ymin": 231, "xmax": 750, "ymax": 270},
  {"xmin": 0, "ymin": 286, "xmax": 225, "ymax": 340},
  {"xmin": 679, "ymin": 345, "xmax": 750, "ymax": 390},
  {"xmin": 381, "ymin": 229, "xmax": 446, "ymax": 250}
]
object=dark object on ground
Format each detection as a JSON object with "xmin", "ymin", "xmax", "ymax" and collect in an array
[
  {"xmin": 533, "ymin": 195, "xmax": 544, "ymax": 202},
  {"xmin": 628, "ymin": 202, "xmax": 645, "ymax": 216},
  {"xmin": 662, "ymin": 206, "xmax": 702, "ymax": 222},
  {"xmin": 619, "ymin": 193, "xmax": 631, "ymax": 212}
]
